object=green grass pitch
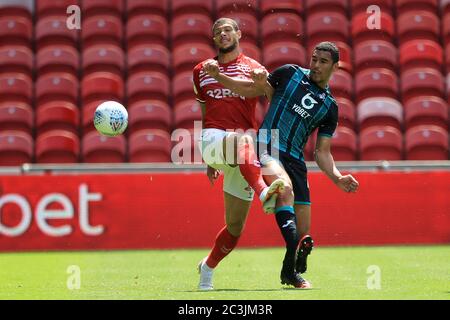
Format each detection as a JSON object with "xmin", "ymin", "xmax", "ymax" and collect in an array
[{"xmin": 0, "ymin": 246, "xmax": 448, "ymax": 300}]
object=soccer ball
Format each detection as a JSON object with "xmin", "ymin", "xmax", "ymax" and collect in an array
[{"xmin": 93, "ymin": 101, "xmax": 128, "ymax": 136}]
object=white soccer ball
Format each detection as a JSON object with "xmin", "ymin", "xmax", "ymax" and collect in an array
[{"xmin": 93, "ymin": 101, "xmax": 128, "ymax": 136}]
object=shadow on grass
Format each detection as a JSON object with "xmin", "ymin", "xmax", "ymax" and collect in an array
[{"xmin": 179, "ymin": 288, "xmax": 320, "ymax": 293}]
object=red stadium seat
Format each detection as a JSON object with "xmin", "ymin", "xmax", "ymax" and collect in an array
[
  {"xmin": 82, "ymin": 99, "xmax": 107, "ymax": 134},
  {"xmin": 172, "ymin": 71, "xmax": 195, "ymax": 105},
  {"xmin": 226, "ymin": 12, "xmax": 259, "ymax": 45},
  {"xmin": 126, "ymin": 14, "xmax": 168, "ymax": 48},
  {"xmin": 328, "ymin": 70, "xmax": 353, "ymax": 101},
  {"xmin": 357, "ymin": 97, "xmax": 403, "ymax": 131},
  {"xmin": 174, "ymin": 100, "xmax": 202, "ymax": 130},
  {"xmin": 172, "ymin": 43, "xmax": 215, "ymax": 73},
  {"xmin": 443, "ymin": 12, "xmax": 450, "ymax": 45},
  {"xmin": 36, "ymin": 101, "xmax": 80, "ymax": 135},
  {"xmin": 397, "ymin": 11, "xmax": 440, "ymax": 45},
  {"xmin": 359, "ymin": 126, "xmax": 403, "ymax": 161},
  {"xmin": 0, "ymin": 73, "xmax": 32, "ymax": 104},
  {"xmin": 335, "ymin": 97, "xmax": 355, "ymax": 131},
  {"xmin": 447, "ymin": 73, "xmax": 450, "ymax": 104},
  {"xmin": 171, "ymin": 128, "xmax": 202, "ymax": 164},
  {"xmin": 354, "ymin": 68, "xmax": 398, "ymax": 103},
  {"xmin": 81, "ymin": 15, "xmax": 122, "ymax": 48},
  {"xmin": 216, "ymin": 0, "xmax": 258, "ymax": 16},
  {"xmin": 36, "ymin": 45, "xmax": 79, "ymax": 76},
  {"xmin": 331, "ymin": 127, "xmax": 358, "ymax": 161},
  {"xmin": 263, "ymin": 42, "xmax": 306, "ymax": 72},
  {"xmin": 128, "ymin": 100, "xmax": 172, "ymax": 133},
  {"xmin": 127, "ymin": 44, "xmax": 170, "ymax": 75},
  {"xmin": 308, "ymin": 41, "xmax": 352, "ymax": 73},
  {"xmin": 240, "ymin": 42, "xmax": 262, "ymax": 62},
  {"xmin": 0, "ymin": 15, "xmax": 32, "ymax": 47},
  {"xmin": 171, "ymin": 14, "xmax": 212, "ymax": 48},
  {"xmin": 171, "ymin": 0, "xmax": 213, "ymax": 17},
  {"xmin": 81, "ymin": 72, "xmax": 124, "ymax": 104},
  {"xmin": 351, "ymin": 0, "xmax": 393, "ymax": 15},
  {"xmin": 260, "ymin": 0, "xmax": 303, "ymax": 15},
  {"xmin": 127, "ymin": 71, "xmax": 170, "ymax": 105},
  {"xmin": 82, "ymin": 0, "xmax": 123, "ymax": 18},
  {"xmin": 354, "ymin": 40, "xmax": 397, "ymax": 73},
  {"xmin": 399, "ymin": 40, "xmax": 443, "ymax": 72},
  {"xmin": 406, "ymin": 125, "xmax": 448, "ymax": 160},
  {"xmin": 0, "ymin": 2, "xmax": 34, "ymax": 20},
  {"xmin": 0, "ymin": 102, "xmax": 33, "ymax": 134},
  {"xmin": 351, "ymin": 11, "xmax": 395, "ymax": 45},
  {"xmin": 82, "ymin": 131, "xmax": 127, "ymax": 163},
  {"xmin": 36, "ymin": 130, "xmax": 80, "ymax": 163},
  {"xmin": 82, "ymin": 44, "xmax": 124, "ymax": 76},
  {"xmin": 36, "ymin": 0, "xmax": 78, "ymax": 18},
  {"xmin": 129, "ymin": 129, "xmax": 172, "ymax": 163},
  {"xmin": 306, "ymin": 12, "xmax": 349, "ymax": 45},
  {"xmin": 305, "ymin": 0, "xmax": 348, "ymax": 16},
  {"xmin": 261, "ymin": 13, "xmax": 303, "ymax": 46},
  {"xmin": 35, "ymin": 72, "xmax": 78, "ymax": 105},
  {"xmin": 396, "ymin": 0, "xmax": 438, "ymax": 15},
  {"xmin": 404, "ymin": 96, "xmax": 449, "ymax": 131},
  {"xmin": 126, "ymin": 0, "xmax": 169, "ymax": 18},
  {"xmin": 401, "ymin": 68, "xmax": 444, "ymax": 103},
  {"xmin": 0, "ymin": 45, "xmax": 33, "ymax": 75},
  {"xmin": 0, "ymin": 131, "xmax": 33, "ymax": 165},
  {"xmin": 443, "ymin": 0, "xmax": 450, "ymax": 15},
  {"xmin": 35, "ymin": 15, "xmax": 78, "ymax": 49}
]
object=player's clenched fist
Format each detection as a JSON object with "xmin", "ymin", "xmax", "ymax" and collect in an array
[
  {"xmin": 250, "ymin": 68, "xmax": 268, "ymax": 85},
  {"xmin": 203, "ymin": 59, "xmax": 220, "ymax": 77}
]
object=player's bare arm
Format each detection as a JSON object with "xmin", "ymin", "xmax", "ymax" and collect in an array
[
  {"xmin": 314, "ymin": 136, "xmax": 359, "ymax": 193},
  {"xmin": 250, "ymin": 68, "xmax": 275, "ymax": 101}
]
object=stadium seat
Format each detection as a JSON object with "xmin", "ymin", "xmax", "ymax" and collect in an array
[
  {"xmin": 354, "ymin": 68, "xmax": 398, "ymax": 103},
  {"xmin": 404, "ymin": 96, "xmax": 449, "ymax": 131},
  {"xmin": 353, "ymin": 40, "xmax": 397, "ymax": 73},
  {"xmin": 216, "ymin": 0, "xmax": 258, "ymax": 16},
  {"xmin": 226, "ymin": 12, "xmax": 259, "ymax": 45},
  {"xmin": 328, "ymin": 70, "xmax": 353, "ymax": 101},
  {"xmin": 128, "ymin": 100, "xmax": 172, "ymax": 133},
  {"xmin": 0, "ymin": 45, "xmax": 33, "ymax": 75},
  {"xmin": 260, "ymin": 0, "xmax": 303, "ymax": 16},
  {"xmin": 306, "ymin": 12, "xmax": 349, "ymax": 45},
  {"xmin": 127, "ymin": 44, "xmax": 170, "ymax": 75},
  {"xmin": 82, "ymin": 131, "xmax": 127, "ymax": 163},
  {"xmin": 172, "ymin": 43, "xmax": 215, "ymax": 73},
  {"xmin": 263, "ymin": 42, "xmax": 306, "ymax": 72},
  {"xmin": 351, "ymin": 0, "xmax": 393, "ymax": 15},
  {"xmin": 443, "ymin": 12, "xmax": 450, "ymax": 45},
  {"xmin": 0, "ymin": 130, "xmax": 33, "ymax": 165},
  {"xmin": 261, "ymin": 13, "xmax": 303, "ymax": 46},
  {"xmin": 240, "ymin": 42, "xmax": 262, "ymax": 62},
  {"xmin": 35, "ymin": 15, "xmax": 78, "ymax": 49},
  {"xmin": 81, "ymin": 0, "xmax": 123, "ymax": 18},
  {"xmin": 82, "ymin": 99, "xmax": 107, "ymax": 134},
  {"xmin": 126, "ymin": 14, "xmax": 168, "ymax": 48},
  {"xmin": 36, "ymin": 45, "xmax": 79, "ymax": 76},
  {"xmin": 129, "ymin": 129, "xmax": 172, "ymax": 163},
  {"xmin": 335, "ymin": 97, "xmax": 355, "ymax": 131},
  {"xmin": 81, "ymin": 72, "xmax": 124, "ymax": 104},
  {"xmin": 351, "ymin": 11, "xmax": 395, "ymax": 45},
  {"xmin": 330, "ymin": 127, "xmax": 358, "ymax": 161},
  {"xmin": 81, "ymin": 15, "xmax": 122, "ymax": 48},
  {"xmin": 35, "ymin": 72, "xmax": 78, "ymax": 105},
  {"xmin": 171, "ymin": 0, "xmax": 213, "ymax": 17},
  {"xmin": 173, "ymin": 100, "xmax": 202, "ymax": 130},
  {"xmin": 171, "ymin": 128, "xmax": 202, "ymax": 164},
  {"xmin": 447, "ymin": 73, "xmax": 450, "ymax": 104},
  {"xmin": 405, "ymin": 125, "xmax": 448, "ymax": 160},
  {"xmin": 36, "ymin": 0, "xmax": 78, "ymax": 18},
  {"xmin": 443, "ymin": 0, "xmax": 450, "ymax": 15},
  {"xmin": 126, "ymin": 0, "xmax": 169, "ymax": 18},
  {"xmin": 171, "ymin": 14, "xmax": 212, "ymax": 48},
  {"xmin": 0, "ymin": 1, "xmax": 33, "ymax": 19},
  {"xmin": 0, "ymin": 73, "xmax": 32, "ymax": 104},
  {"xmin": 36, "ymin": 130, "xmax": 80, "ymax": 163},
  {"xmin": 305, "ymin": 0, "xmax": 348, "ymax": 16},
  {"xmin": 359, "ymin": 126, "xmax": 403, "ymax": 161},
  {"xmin": 397, "ymin": 11, "xmax": 440, "ymax": 45},
  {"xmin": 82, "ymin": 44, "xmax": 124, "ymax": 76},
  {"xmin": 396, "ymin": 0, "xmax": 438, "ymax": 15},
  {"xmin": 0, "ymin": 102, "xmax": 33, "ymax": 134},
  {"xmin": 172, "ymin": 71, "xmax": 196, "ymax": 106},
  {"xmin": 399, "ymin": 40, "xmax": 443, "ymax": 72},
  {"xmin": 357, "ymin": 97, "xmax": 403, "ymax": 131},
  {"xmin": 0, "ymin": 15, "xmax": 32, "ymax": 47},
  {"xmin": 127, "ymin": 71, "xmax": 170, "ymax": 106},
  {"xmin": 308, "ymin": 41, "xmax": 352, "ymax": 73},
  {"xmin": 36, "ymin": 101, "xmax": 80, "ymax": 135},
  {"xmin": 401, "ymin": 68, "xmax": 444, "ymax": 103}
]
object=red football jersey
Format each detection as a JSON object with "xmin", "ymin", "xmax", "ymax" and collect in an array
[{"xmin": 192, "ymin": 53, "xmax": 265, "ymax": 131}]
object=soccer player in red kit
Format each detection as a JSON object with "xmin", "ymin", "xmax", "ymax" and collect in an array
[{"xmin": 193, "ymin": 18, "xmax": 288, "ymax": 290}]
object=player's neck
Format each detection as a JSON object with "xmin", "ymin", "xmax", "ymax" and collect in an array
[{"xmin": 217, "ymin": 49, "xmax": 240, "ymax": 64}]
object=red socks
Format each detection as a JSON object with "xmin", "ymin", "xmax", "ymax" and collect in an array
[
  {"xmin": 237, "ymin": 143, "xmax": 267, "ymax": 196},
  {"xmin": 205, "ymin": 226, "xmax": 240, "ymax": 268}
]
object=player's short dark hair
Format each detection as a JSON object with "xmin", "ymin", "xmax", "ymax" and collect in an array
[
  {"xmin": 212, "ymin": 18, "xmax": 239, "ymax": 33},
  {"xmin": 314, "ymin": 42, "xmax": 339, "ymax": 64}
]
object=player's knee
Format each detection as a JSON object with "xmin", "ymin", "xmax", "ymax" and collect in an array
[
  {"xmin": 277, "ymin": 185, "xmax": 294, "ymax": 206},
  {"xmin": 239, "ymin": 134, "xmax": 255, "ymax": 146},
  {"xmin": 227, "ymin": 221, "xmax": 245, "ymax": 237}
]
